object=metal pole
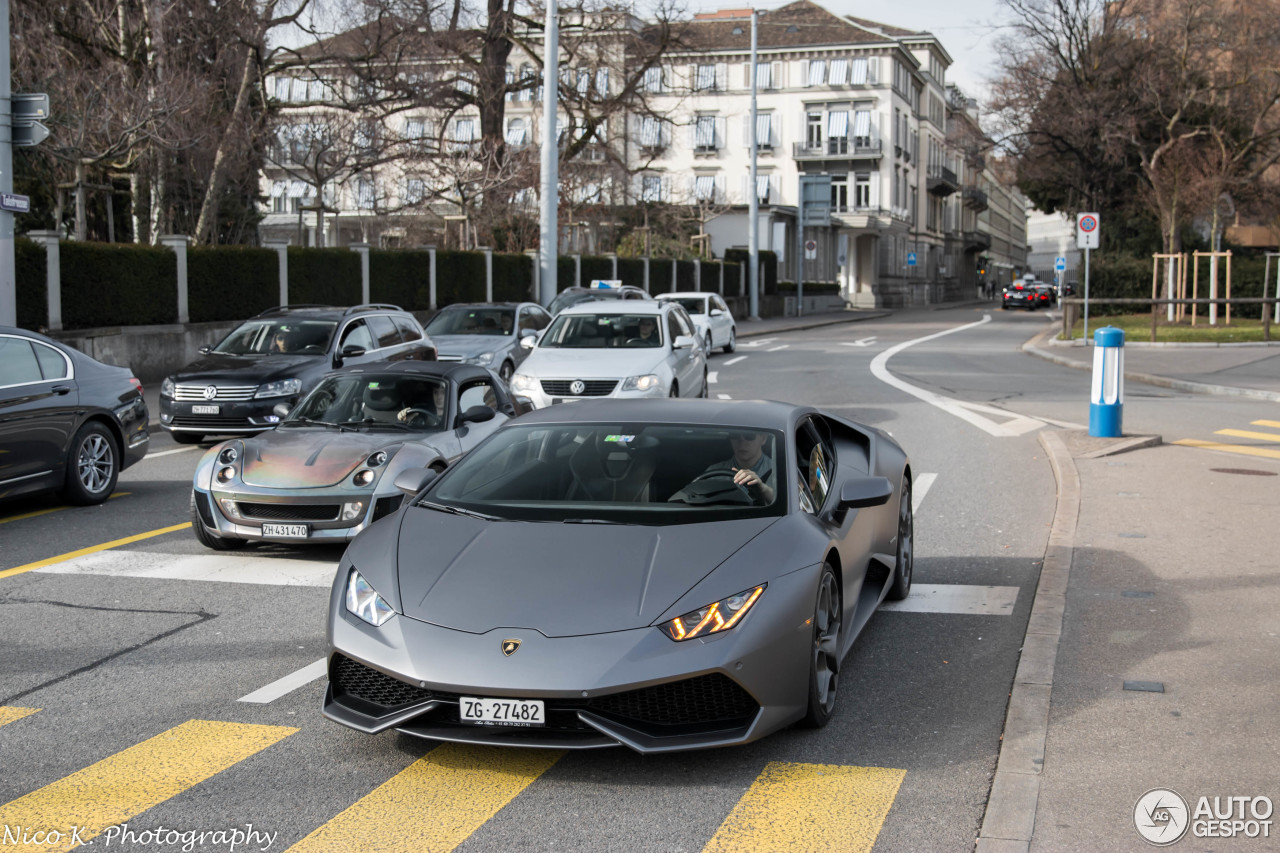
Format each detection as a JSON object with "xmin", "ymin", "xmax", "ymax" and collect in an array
[
  {"xmin": 538, "ymin": 0, "xmax": 559, "ymax": 306},
  {"xmin": 747, "ymin": 9, "xmax": 760, "ymax": 320},
  {"xmin": 1083, "ymin": 245, "xmax": 1091, "ymax": 344},
  {"xmin": 1273, "ymin": 252, "xmax": 1280, "ymax": 324},
  {"xmin": 0, "ymin": 0, "xmax": 16, "ymax": 326},
  {"xmin": 796, "ymin": 175, "xmax": 804, "ymax": 320}
]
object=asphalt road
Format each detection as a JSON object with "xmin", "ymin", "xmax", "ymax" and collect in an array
[{"xmin": 2, "ymin": 306, "xmax": 1266, "ymax": 852}]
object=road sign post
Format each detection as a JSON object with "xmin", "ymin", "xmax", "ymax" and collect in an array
[{"xmin": 1077, "ymin": 213, "xmax": 1100, "ymax": 343}]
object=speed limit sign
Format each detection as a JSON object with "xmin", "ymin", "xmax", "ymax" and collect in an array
[{"xmin": 1077, "ymin": 212, "xmax": 1100, "ymax": 249}]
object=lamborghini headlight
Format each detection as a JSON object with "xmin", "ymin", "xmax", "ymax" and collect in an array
[
  {"xmin": 345, "ymin": 569, "xmax": 395, "ymax": 627},
  {"xmin": 661, "ymin": 585, "xmax": 765, "ymax": 641},
  {"xmin": 255, "ymin": 378, "xmax": 302, "ymax": 398}
]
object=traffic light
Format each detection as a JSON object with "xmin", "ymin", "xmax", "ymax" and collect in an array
[{"xmin": 977, "ymin": 255, "xmax": 989, "ymax": 277}]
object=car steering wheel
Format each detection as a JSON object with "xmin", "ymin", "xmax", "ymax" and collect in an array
[
  {"xmin": 675, "ymin": 471, "xmax": 755, "ymax": 505},
  {"xmin": 401, "ymin": 408, "xmax": 441, "ymax": 429}
]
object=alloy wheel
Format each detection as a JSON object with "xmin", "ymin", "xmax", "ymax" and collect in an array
[{"xmin": 77, "ymin": 434, "xmax": 114, "ymax": 495}]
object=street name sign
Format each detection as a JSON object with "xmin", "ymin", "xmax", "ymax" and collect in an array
[
  {"xmin": 1077, "ymin": 213, "xmax": 1100, "ymax": 249},
  {"xmin": 0, "ymin": 194, "xmax": 31, "ymax": 214}
]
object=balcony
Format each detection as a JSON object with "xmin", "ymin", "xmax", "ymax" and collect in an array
[
  {"xmin": 927, "ymin": 166, "xmax": 959, "ymax": 196},
  {"xmin": 962, "ymin": 186, "xmax": 988, "ymax": 211},
  {"xmin": 963, "ymin": 230, "xmax": 991, "ymax": 252},
  {"xmin": 792, "ymin": 138, "xmax": 883, "ymax": 162}
]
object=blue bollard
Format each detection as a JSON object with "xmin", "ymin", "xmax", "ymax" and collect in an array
[{"xmin": 1089, "ymin": 326, "xmax": 1124, "ymax": 437}]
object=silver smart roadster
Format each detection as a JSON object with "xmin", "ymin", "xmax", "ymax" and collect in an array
[
  {"xmin": 322, "ymin": 398, "xmax": 913, "ymax": 753},
  {"xmin": 189, "ymin": 362, "xmax": 518, "ymax": 549}
]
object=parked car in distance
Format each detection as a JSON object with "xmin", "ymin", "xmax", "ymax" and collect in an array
[
  {"xmin": 159, "ymin": 304, "xmax": 435, "ymax": 444},
  {"xmin": 1, "ymin": 326, "xmax": 149, "ymax": 505},
  {"xmin": 655, "ymin": 292, "xmax": 737, "ymax": 354},
  {"xmin": 1030, "ymin": 284, "xmax": 1055, "ymax": 309},
  {"xmin": 510, "ymin": 302, "xmax": 708, "ymax": 408},
  {"xmin": 546, "ymin": 284, "xmax": 654, "ymax": 316},
  {"xmin": 424, "ymin": 302, "xmax": 552, "ymax": 382},
  {"xmin": 1001, "ymin": 281, "xmax": 1037, "ymax": 310},
  {"xmin": 190, "ymin": 362, "xmax": 516, "ymax": 549}
]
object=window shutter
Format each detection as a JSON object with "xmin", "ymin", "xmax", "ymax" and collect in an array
[
  {"xmin": 773, "ymin": 61, "xmax": 783, "ymax": 88},
  {"xmin": 715, "ymin": 174, "xmax": 726, "ymax": 202},
  {"xmin": 743, "ymin": 113, "xmax": 752, "ymax": 148},
  {"xmin": 716, "ymin": 117, "xmax": 727, "ymax": 149},
  {"xmin": 716, "ymin": 63, "xmax": 728, "ymax": 91},
  {"xmin": 742, "ymin": 63, "xmax": 751, "ymax": 88},
  {"xmin": 771, "ymin": 113, "xmax": 780, "ymax": 146},
  {"xmin": 801, "ymin": 60, "xmax": 811, "ymax": 87}
]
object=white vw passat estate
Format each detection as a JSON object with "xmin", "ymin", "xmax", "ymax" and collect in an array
[
  {"xmin": 655, "ymin": 292, "xmax": 737, "ymax": 354},
  {"xmin": 509, "ymin": 302, "xmax": 708, "ymax": 408}
]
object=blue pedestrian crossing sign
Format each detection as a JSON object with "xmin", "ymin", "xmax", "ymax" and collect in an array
[
  {"xmin": 1054, "ymin": 257, "xmax": 1066, "ymax": 272},
  {"xmin": 906, "ymin": 252, "xmax": 918, "ymax": 266}
]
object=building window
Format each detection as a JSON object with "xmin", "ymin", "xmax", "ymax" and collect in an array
[
  {"xmin": 852, "ymin": 110, "xmax": 871, "ymax": 147},
  {"xmin": 694, "ymin": 175, "xmax": 716, "ymax": 201},
  {"xmin": 806, "ymin": 112, "xmax": 823, "ymax": 149},
  {"xmin": 755, "ymin": 175, "xmax": 772, "ymax": 204},
  {"xmin": 644, "ymin": 66, "xmax": 664, "ymax": 93},
  {"xmin": 404, "ymin": 177, "xmax": 425, "ymax": 205},
  {"xmin": 640, "ymin": 116, "xmax": 663, "ymax": 149},
  {"xmin": 642, "ymin": 175, "xmax": 663, "ymax": 202},
  {"xmin": 404, "ymin": 118, "xmax": 428, "ymax": 150},
  {"xmin": 694, "ymin": 115, "xmax": 717, "ymax": 151},
  {"xmin": 755, "ymin": 113, "xmax": 773, "ymax": 150},
  {"xmin": 452, "ymin": 118, "xmax": 475, "ymax": 150},
  {"xmin": 357, "ymin": 179, "xmax": 375, "ymax": 210},
  {"xmin": 829, "ymin": 59, "xmax": 848, "ymax": 85},
  {"xmin": 505, "ymin": 118, "xmax": 526, "ymax": 147},
  {"xmin": 855, "ymin": 173, "xmax": 872, "ymax": 208},
  {"xmin": 807, "ymin": 60, "xmax": 826, "ymax": 87},
  {"xmin": 827, "ymin": 111, "xmax": 849, "ymax": 154},
  {"xmin": 831, "ymin": 176, "xmax": 849, "ymax": 212},
  {"xmin": 595, "ymin": 67, "xmax": 609, "ymax": 96},
  {"xmin": 756, "ymin": 62, "xmax": 772, "ymax": 89},
  {"xmin": 695, "ymin": 64, "xmax": 717, "ymax": 91},
  {"xmin": 850, "ymin": 57, "xmax": 869, "ymax": 85}
]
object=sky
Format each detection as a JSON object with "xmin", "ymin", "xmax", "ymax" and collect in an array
[{"xmin": 681, "ymin": 0, "xmax": 1011, "ymax": 100}]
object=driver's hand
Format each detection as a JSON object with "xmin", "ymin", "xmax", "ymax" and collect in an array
[
  {"xmin": 732, "ymin": 468, "xmax": 762, "ymax": 489},
  {"xmin": 397, "ymin": 407, "xmax": 411, "ymax": 423}
]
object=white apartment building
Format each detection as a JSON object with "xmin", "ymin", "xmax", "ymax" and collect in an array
[{"xmin": 257, "ymin": 1, "xmax": 1022, "ymax": 307}]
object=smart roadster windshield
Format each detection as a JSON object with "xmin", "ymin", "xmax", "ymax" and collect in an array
[{"xmin": 427, "ymin": 423, "xmax": 786, "ymax": 523}]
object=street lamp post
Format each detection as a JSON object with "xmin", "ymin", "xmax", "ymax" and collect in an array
[{"xmin": 538, "ymin": 0, "xmax": 559, "ymax": 306}]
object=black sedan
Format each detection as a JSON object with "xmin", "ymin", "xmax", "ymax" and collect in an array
[
  {"xmin": 323, "ymin": 398, "xmax": 912, "ymax": 753},
  {"xmin": 0, "ymin": 326, "xmax": 149, "ymax": 505}
]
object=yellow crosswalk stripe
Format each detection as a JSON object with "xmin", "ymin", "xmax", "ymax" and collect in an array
[
  {"xmin": 0, "ymin": 522, "xmax": 191, "ymax": 579},
  {"xmin": 0, "ymin": 707, "xmax": 40, "ymax": 727},
  {"xmin": 1173, "ymin": 439, "xmax": 1280, "ymax": 460},
  {"xmin": 703, "ymin": 762, "xmax": 905, "ymax": 853},
  {"xmin": 0, "ymin": 719, "xmax": 296, "ymax": 853},
  {"xmin": 288, "ymin": 743, "xmax": 562, "ymax": 853},
  {"xmin": 1251, "ymin": 420, "xmax": 1280, "ymax": 429},
  {"xmin": 1215, "ymin": 428, "xmax": 1280, "ymax": 443}
]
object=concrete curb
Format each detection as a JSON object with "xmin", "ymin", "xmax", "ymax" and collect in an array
[
  {"xmin": 976, "ymin": 429, "xmax": 1080, "ymax": 853},
  {"xmin": 1021, "ymin": 330, "xmax": 1280, "ymax": 403},
  {"xmin": 735, "ymin": 310, "xmax": 890, "ymax": 338}
]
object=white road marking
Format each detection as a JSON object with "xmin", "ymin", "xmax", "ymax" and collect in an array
[
  {"xmin": 870, "ymin": 315, "xmax": 1049, "ymax": 437},
  {"xmin": 36, "ymin": 549, "xmax": 337, "ymax": 587},
  {"xmin": 717, "ymin": 393, "xmax": 733, "ymax": 400},
  {"xmin": 840, "ymin": 337, "xmax": 878, "ymax": 347},
  {"xmin": 707, "ymin": 371, "xmax": 718, "ymax": 384},
  {"xmin": 766, "ymin": 345, "xmax": 790, "ymax": 352},
  {"xmin": 145, "ymin": 447, "xmax": 197, "ymax": 459},
  {"xmin": 238, "ymin": 658, "xmax": 328, "ymax": 704},
  {"xmin": 880, "ymin": 584, "xmax": 1019, "ymax": 615},
  {"xmin": 912, "ymin": 472, "xmax": 937, "ymax": 515},
  {"xmin": 740, "ymin": 338, "xmax": 777, "ymax": 348},
  {"xmin": 724, "ymin": 355, "xmax": 749, "ymax": 366}
]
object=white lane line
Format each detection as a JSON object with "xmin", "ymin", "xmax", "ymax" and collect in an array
[
  {"xmin": 767, "ymin": 345, "xmax": 790, "ymax": 352},
  {"xmin": 239, "ymin": 658, "xmax": 328, "ymax": 704},
  {"xmin": 36, "ymin": 548, "xmax": 337, "ymax": 587},
  {"xmin": 912, "ymin": 472, "xmax": 937, "ymax": 515},
  {"xmin": 880, "ymin": 584, "xmax": 1019, "ymax": 615},
  {"xmin": 724, "ymin": 355, "xmax": 748, "ymax": 366},
  {"xmin": 869, "ymin": 315, "xmax": 1048, "ymax": 437},
  {"xmin": 708, "ymin": 371, "xmax": 719, "ymax": 384},
  {"xmin": 840, "ymin": 337, "xmax": 878, "ymax": 347},
  {"xmin": 740, "ymin": 338, "xmax": 777, "ymax": 348},
  {"xmin": 146, "ymin": 446, "xmax": 197, "ymax": 459},
  {"xmin": 717, "ymin": 393, "xmax": 733, "ymax": 400}
]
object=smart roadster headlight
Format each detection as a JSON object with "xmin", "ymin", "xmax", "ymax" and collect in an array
[
  {"xmin": 661, "ymin": 585, "xmax": 765, "ymax": 641},
  {"xmin": 621, "ymin": 374, "xmax": 661, "ymax": 392},
  {"xmin": 255, "ymin": 378, "xmax": 302, "ymax": 398},
  {"xmin": 345, "ymin": 569, "xmax": 395, "ymax": 627}
]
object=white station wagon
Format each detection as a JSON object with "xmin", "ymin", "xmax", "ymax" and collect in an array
[
  {"xmin": 509, "ymin": 302, "xmax": 709, "ymax": 408},
  {"xmin": 656, "ymin": 292, "xmax": 737, "ymax": 354}
]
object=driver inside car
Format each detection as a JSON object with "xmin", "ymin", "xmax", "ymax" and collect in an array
[
  {"xmin": 672, "ymin": 431, "xmax": 776, "ymax": 506},
  {"xmin": 397, "ymin": 381, "xmax": 447, "ymax": 427}
]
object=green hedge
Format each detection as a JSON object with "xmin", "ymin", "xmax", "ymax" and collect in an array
[
  {"xmin": 556, "ymin": 256, "xmax": 577, "ymax": 291},
  {"xmin": 62, "ymin": 242, "xmax": 176, "ymax": 329},
  {"xmin": 435, "ymin": 250, "xmax": 487, "ymax": 307},
  {"xmin": 724, "ymin": 262, "xmax": 741, "ymax": 296},
  {"xmin": 777, "ymin": 281, "xmax": 841, "ymax": 293},
  {"xmin": 493, "ymin": 253, "xmax": 534, "ymax": 302},
  {"xmin": 288, "ymin": 248, "xmax": 361, "ymax": 306},
  {"xmin": 1080, "ymin": 253, "xmax": 1277, "ymax": 318},
  {"xmin": 648, "ymin": 259, "xmax": 674, "ymax": 294},
  {"xmin": 617, "ymin": 257, "xmax": 646, "ymax": 290},
  {"xmin": 16, "ymin": 239, "xmax": 46, "ymax": 330},
  {"xmin": 369, "ymin": 249, "xmax": 430, "ymax": 310},
  {"xmin": 676, "ymin": 260, "xmax": 696, "ymax": 291},
  {"xmin": 724, "ymin": 249, "xmax": 778, "ymax": 294},
  {"xmin": 188, "ymin": 246, "xmax": 278, "ymax": 323},
  {"xmin": 580, "ymin": 255, "xmax": 614, "ymax": 285}
]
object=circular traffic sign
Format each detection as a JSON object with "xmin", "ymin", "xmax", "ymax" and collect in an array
[
  {"xmin": 804, "ymin": 239, "xmax": 817, "ymax": 251},
  {"xmin": 1079, "ymin": 215, "xmax": 1098, "ymax": 232}
]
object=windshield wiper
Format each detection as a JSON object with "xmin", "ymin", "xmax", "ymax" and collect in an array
[
  {"xmin": 562, "ymin": 518, "xmax": 618, "ymax": 524},
  {"xmin": 418, "ymin": 501, "xmax": 503, "ymax": 521},
  {"xmin": 281, "ymin": 417, "xmax": 339, "ymax": 429},
  {"xmin": 337, "ymin": 419, "xmax": 413, "ymax": 431}
]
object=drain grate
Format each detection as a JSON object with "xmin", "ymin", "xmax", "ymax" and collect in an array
[{"xmin": 1210, "ymin": 468, "xmax": 1277, "ymax": 477}]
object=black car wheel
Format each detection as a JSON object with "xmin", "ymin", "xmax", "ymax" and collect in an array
[
  {"xmin": 887, "ymin": 476, "xmax": 913, "ymax": 601},
  {"xmin": 704, "ymin": 332, "xmax": 713, "ymax": 355},
  {"xmin": 499, "ymin": 361, "xmax": 514, "ymax": 382},
  {"xmin": 669, "ymin": 382, "xmax": 679, "ymax": 398},
  {"xmin": 723, "ymin": 328, "xmax": 736, "ymax": 354},
  {"xmin": 800, "ymin": 564, "xmax": 842, "ymax": 728},
  {"xmin": 190, "ymin": 490, "xmax": 248, "ymax": 551},
  {"xmin": 700, "ymin": 368, "xmax": 709, "ymax": 398},
  {"xmin": 61, "ymin": 422, "xmax": 118, "ymax": 505},
  {"xmin": 171, "ymin": 432, "xmax": 204, "ymax": 445}
]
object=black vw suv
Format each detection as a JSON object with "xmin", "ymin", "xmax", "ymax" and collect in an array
[{"xmin": 159, "ymin": 304, "xmax": 435, "ymax": 443}]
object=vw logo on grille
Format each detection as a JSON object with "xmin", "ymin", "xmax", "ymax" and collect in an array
[
  {"xmin": 203, "ymin": 385, "xmax": 218, "ymax": 400},
  {"xmin": 569, "ymin": 380, "xmax": 586, "ymax": 395}
]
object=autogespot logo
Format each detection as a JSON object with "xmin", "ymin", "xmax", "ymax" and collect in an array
[{"xmin": 1135, "ymin": 789, "xmax": 1190, "ymax": 846}]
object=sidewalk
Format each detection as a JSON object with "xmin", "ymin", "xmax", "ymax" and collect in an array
[
  {"xmin": 979, "ymin": 426, "xmax": 1280, "ymax": 851},
  {"xmin": 1026, "ymin": 327, "xmax": 1280, "ymax": 402}
]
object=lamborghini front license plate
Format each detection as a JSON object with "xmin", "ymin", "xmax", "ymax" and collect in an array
[{"xmin": 460, "ymin": 697, "xmax": 545, "ymax": 727}]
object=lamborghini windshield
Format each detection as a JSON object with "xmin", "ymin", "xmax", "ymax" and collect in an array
[
  {"xmin": 285, "ymin": 374, "xmax": 448, "ymax": 432},
  {"xmin": 427, "ymin": 423, "xmax": 786, "ymax": 523}
]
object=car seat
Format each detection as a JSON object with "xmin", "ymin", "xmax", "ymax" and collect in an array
[
  {"xmin": 361, "ymin": 383, "xmax": 402, "ymax": 423},
  {"xmin": 568, "ymin": 432, "xmax": 657, "ymax": 502}
]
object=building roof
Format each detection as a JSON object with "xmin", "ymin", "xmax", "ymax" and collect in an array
[{"xmin": 674, "ymin": 1, "xmax": 909, "ymax": 51}]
